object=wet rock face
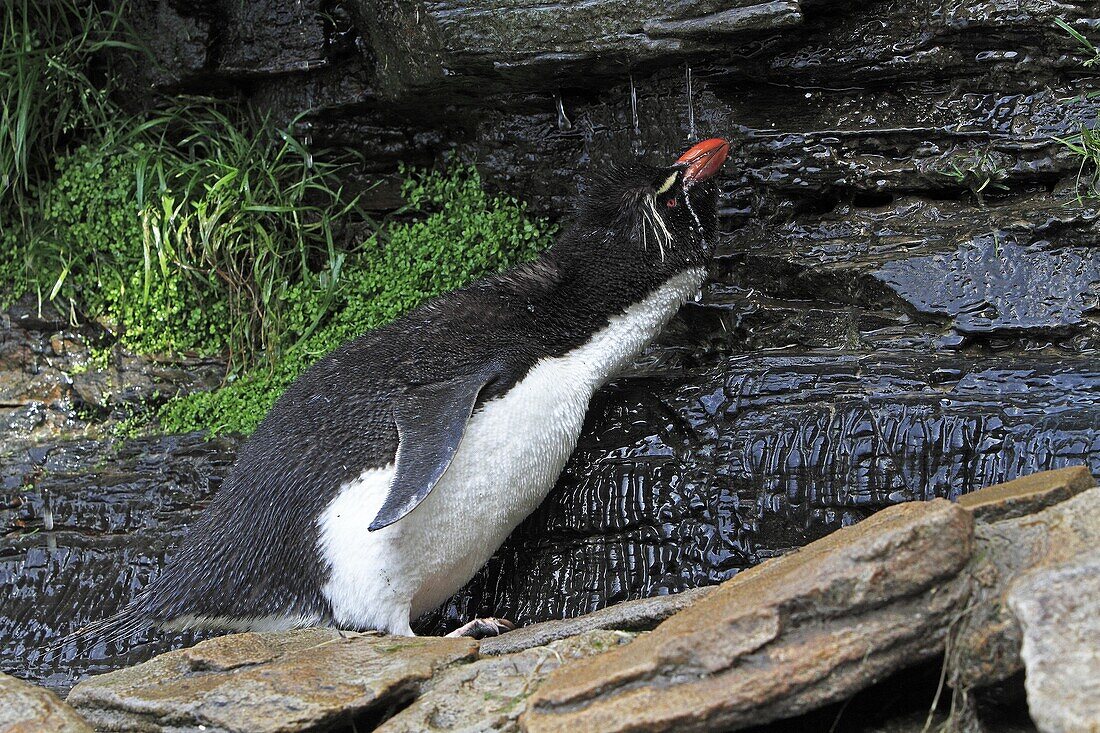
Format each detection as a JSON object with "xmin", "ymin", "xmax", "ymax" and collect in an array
[
  {"xmin": 3, "ymin": 0, "xmax": 1100, "ymax": 692},
  {"xmin": 0, "ymin": 295, "xmax": 224, "ymax": 448},
  {"xmin": 423, "ymin": 350, "xmax": 1099, "ymax": 632},
  {"xmin": 1, "ymin": 433, "xmax": 239, "ymax": 690}
]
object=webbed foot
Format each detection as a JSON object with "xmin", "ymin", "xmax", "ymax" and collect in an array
[{"xmin": 444, "ymin": 617, "xmax": 515, "ymax": 639}]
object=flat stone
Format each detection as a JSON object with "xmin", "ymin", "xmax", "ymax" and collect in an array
[
  {"xmin": 480, "ymin": 587, "xmax": 713, "ymax": 656},
  {"xmin": 522, "ymin": 499, "xmax": 973, "ymax": 733},
  {"xmin": 379, "ymin": 630, "xmax": 635, "ymax": 733},
  {"xmin": 355, "ymin": 0, "xmax": 806, "ymax": 100},
  {"xmin": 1009, "ymin": 557, "xmax": 1100, "ymax": 733},
  {"xmin": 950, "ymin": 487, "xmax": 1100, "ymax": 690},
  {"xmin": 643, "ymin": 2, "xmax": 802, "ymax": 38},
  {"xmin": 956, "ymin": 465, "xmax": 1096, "ymax": 522},
  {"xmin": 0, "ymin": 672, "xmax": 94, "ymax": 733},
  {"xmin": 67, "ymin": 629, "xmax": 478, "ymax": 733}
]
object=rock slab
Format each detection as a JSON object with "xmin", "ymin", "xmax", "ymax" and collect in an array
[
  {"xmin": 0, "ymin": 673, "xmax": 93, "ymax": 733},
  {"xmin": 480, "ymin": 586, "xmax": 713, "ymax": 656},
  {"xmin": 956, "ymin": 464, "xmax": 1096, "ymax": 522},
  {"xmin": 67, "ymin": 629, "xmax": 478, "ymax": 733},
  {"xmin": 380, "ymin": 630, "xmax": 635, "ymax": 733},
  {"xmin": 521, "ymin": 499, "xmax": 974, "ymax": 733},
  {"xmin": 950, "ymin": 487, "xmax": 1100, "ymax": 690},
  {"xmin": 1009, "ymin": 557, "xmax": 1100, "ymax": 733}
]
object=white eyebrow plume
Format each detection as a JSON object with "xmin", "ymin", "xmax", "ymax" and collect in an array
[
  {"xmin": 641, "ymin": 193, "xmax": 671, "ymax": 262},
  {"xmin": 656, "ymin": 172, "xmax": 678, "ymax": 195}
]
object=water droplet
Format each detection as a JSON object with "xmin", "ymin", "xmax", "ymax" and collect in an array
[
  {"xmin": 555, "ymin": 93, "xmax": 572, "ymax": 132},
  {"xmin": 685, "ymin": 66, "xmax": 695, "ymax": 139},
  {"xmin": 629, "ymin": 74, "xmax": 640, "ymax": 136}
]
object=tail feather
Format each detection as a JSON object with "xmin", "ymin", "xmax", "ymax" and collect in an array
[{"xmin": 40, "ymin": 603, "xmax": 153, "ymax": 666}]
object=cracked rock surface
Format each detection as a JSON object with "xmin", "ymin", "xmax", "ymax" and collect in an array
[{"xmin": 2, "ymin": 0, "xmax": 1098, "ymax": 705}]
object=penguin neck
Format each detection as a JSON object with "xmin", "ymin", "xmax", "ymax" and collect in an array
[
  {"xmin": 560, "ymin": 265, "xmax": 706, "ymax": 382},
  {"xmin": 529, "ymin": 245, "xmax": 707, "ymax": 369}
]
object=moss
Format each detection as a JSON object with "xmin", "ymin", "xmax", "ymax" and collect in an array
[{"xmin": 157, "ymin": 165, "xmax": 555, "ymax": 436}]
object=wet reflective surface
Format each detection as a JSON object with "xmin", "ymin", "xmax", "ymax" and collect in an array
[
  {"xmin": 422, "ymin": 351, "xmax": 1100, "ymax": 632},
  {"xmin": 1, "ymin": 435, "xmax": 235, "ymax": 690},
  {"xmin": 3, "ymin": 0, "xmax": 1100, "ymax": 695}
]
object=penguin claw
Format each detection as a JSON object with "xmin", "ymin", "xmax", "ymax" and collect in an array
[{"xmin": 445, "ymin": 617, "xmax": 515, "ymax": 639}]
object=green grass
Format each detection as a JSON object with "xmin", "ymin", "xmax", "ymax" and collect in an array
[
  {"xmin": 133, "ymin": 102, "xmax": 361, "ymax": 367},
  {"xmin": 157, "ymin": 165, "xmax": 555, "ymax": 436},
  {"xmin": 2, "ymin": 106, "xmax": 358, "ymax": 364},
  {"xmin": 1055, "ymin": 19, "xmax": 1100, "ymax": 198},
  {"xmin": 0, "ymin": 0, "xmax": 136, "ymax": 221}
]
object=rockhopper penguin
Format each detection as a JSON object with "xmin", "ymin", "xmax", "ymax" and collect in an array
[{"xmin": 95, "ymin": 138, "xmax": 730, "ymax": 640}]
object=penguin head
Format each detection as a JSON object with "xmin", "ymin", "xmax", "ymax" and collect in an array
[{"xmin": 575, "ymin": 138, "xmax": 729, "ymax": 272}]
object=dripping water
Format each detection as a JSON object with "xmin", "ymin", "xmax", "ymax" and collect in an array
[
  {"xmin": 629, "ymin": 74, "xmax": 640, "ymax": 135},
  {"xmin": 685, "ymin": 65, "xmax": 696, "ymax": 139},
  {"xmin": 41, "ymin": 486, "xmax": 53, "ymax": 531},
  {"xmin": 555, "ymin": 92, "xmax": 572, "ymax": 131}
]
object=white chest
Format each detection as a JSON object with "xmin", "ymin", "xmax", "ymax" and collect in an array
[{"xmin": 317, "ymin": 268, "xmax": 706, "ymax": 634}]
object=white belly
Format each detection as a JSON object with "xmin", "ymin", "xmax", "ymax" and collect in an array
[{"xmin": 316, "ymin": 268, "xmax": 706, "ymax": 634}]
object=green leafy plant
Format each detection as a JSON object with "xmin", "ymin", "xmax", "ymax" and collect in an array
[
  {"xmin": 133, "ymin": 102, "xmax": 361, "ymax": 367},
  {"xmin": 1054, "ymin": 19, "xmax": 1100, "ymax": 198},
  {"xmin": 929, "ymin": 150, "xmax": 1009, "ymax": 206},
  {"xmin": 157, "ymin": 164, "xmax": 556, "ymax": 436},
  {"xmin": 0, "ymin": 0, "xmax": 136, "ymax": 220},
  {"xmin": 1055, "ymin": 18, "xmax": 1100, "ymax": 68},
  {"xmin": 3, "ymin": 105, "xmax": 359, "ymax": 364}
]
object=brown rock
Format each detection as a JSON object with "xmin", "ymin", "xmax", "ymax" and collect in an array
[
  {"xmin": 956, "ymin": 465, "xmax": 1096, "ymax": 523},
  {"xmin": 522, "ymin": 499, "xmax": 974, "ymax": 733},
  {"xmin": 480, "ymin": 587, "xmax": 713, "ymax": 656},
  {"xmin": 0, "ymin": 672, "xmax": 94, "ymax": 733},
  {"xmin": 1008, "ymin": 556, "xmax": 1100, "ymax": 733},
  {"xmin": 379, "ymin": 630, "xmax": 636, "ymax": 733},
  {"xmin": 67, "ymin": 628, "xmax": 478, "ymax": 733},
  {"xmin": 951, "ymin": 487, "xmax": 1100, "ymax": 690}
]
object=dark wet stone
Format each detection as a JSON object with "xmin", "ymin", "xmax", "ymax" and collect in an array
[
  {"xmin": 0, "ymin": 296, "xmax": 225, "ymax": 448},
  {"xmin": 0, "ymin": 433, "xmax": 241, "ymax": 692},
  {"xmin": 5, "ymin": 0, "xmax": 1099, "ymax": 701},
  {"xmin": 355, "ymin": 0, "xmax": 806, "ymax": 101},
  {"xmin": 421, "ymin": 349, "xmax": 1099, "ymax": 635},
  {"xmin": 874, "ymin": 235, "xmax": 1100, "ymax": 336}
]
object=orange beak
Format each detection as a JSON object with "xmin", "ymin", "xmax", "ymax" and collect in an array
[{"xmin": 676, "ymin": 138, "xmax": 730, "ymax": 186}]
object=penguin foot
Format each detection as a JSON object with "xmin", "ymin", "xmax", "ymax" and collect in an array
[{"xmin": 445, "ymin": 617, "xmax": 515, "ymax": 639}]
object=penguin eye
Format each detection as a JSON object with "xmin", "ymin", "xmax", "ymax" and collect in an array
[{"xmin": 666, "ymin": 197, "xmax": 678, "ymax": 208}]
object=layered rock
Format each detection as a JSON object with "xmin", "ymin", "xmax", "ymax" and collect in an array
[
  {"xmin": 3, "ymin": 0, "xmax": 1099, "ymax": 698},
  {"xmin": 57, "ymin": 467, "xmax": 1100, "ymax": 733},
  {"xmin": 0, "ymin": 295, "xmax": 223, "ymax": 448},
  {"xmin": 67, "ymin": 630, "xmax": 478, "ymax": 733},
  {"xmin": 521, "ymin": 500, "xmax": 974, "ymax": 732},
  {"xmin": 949, "ymin": 473, "xmax": 1100, "ymax": 698}
]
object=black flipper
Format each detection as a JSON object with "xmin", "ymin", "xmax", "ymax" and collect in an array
[{"xmin": 368, "ymin": 366, "xmax": 499, "ymax": 531}]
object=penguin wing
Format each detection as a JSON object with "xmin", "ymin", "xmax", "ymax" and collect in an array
[{"xmin": 367, "ymin": 366, "xmax": 498, "ymax": 531}]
